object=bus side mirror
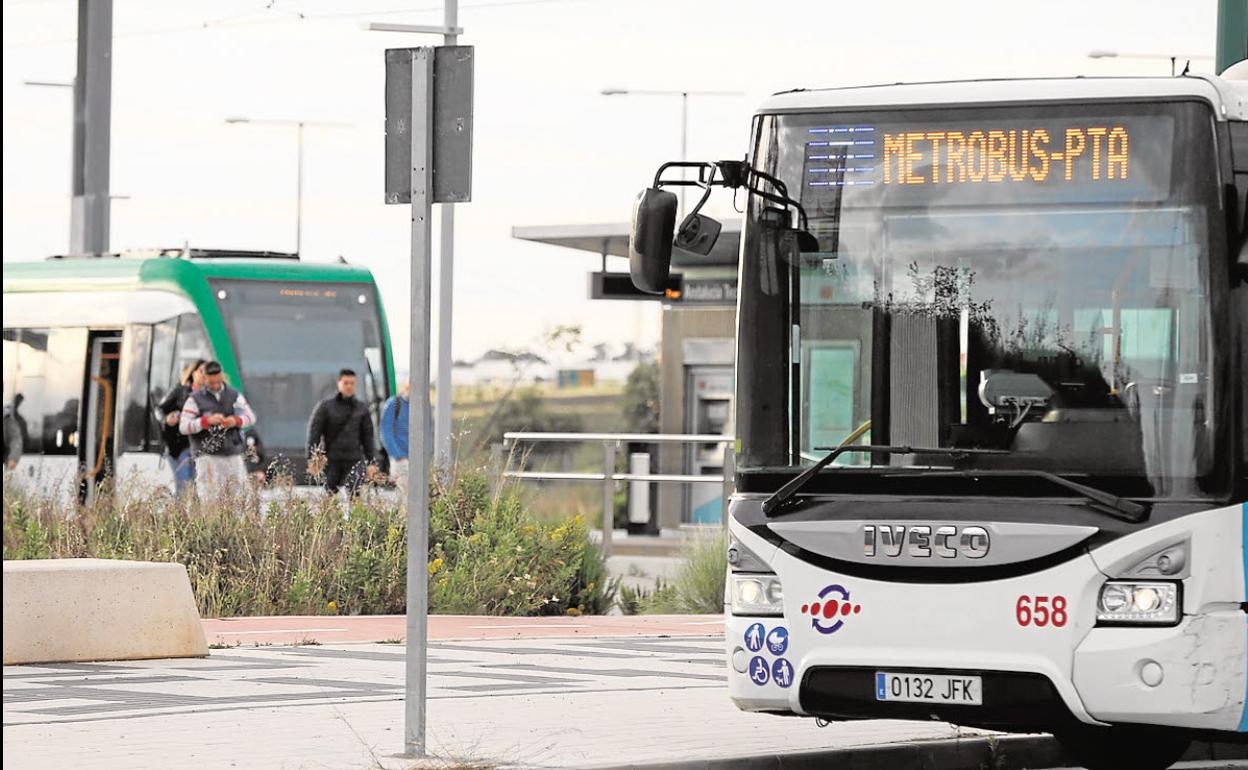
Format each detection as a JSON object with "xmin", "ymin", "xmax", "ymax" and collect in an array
[{"xmin": 629, "ymin": 188, "xmax": 677, "ymax": 294}]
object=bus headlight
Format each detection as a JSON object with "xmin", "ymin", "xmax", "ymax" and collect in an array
[
  {"xmin": 1096, "ymin": 581, "xmax": 1180, "ymax": 626},
  {"xmin": 731, "ymin": 574, "xmax": 784, "ymax": 617}
]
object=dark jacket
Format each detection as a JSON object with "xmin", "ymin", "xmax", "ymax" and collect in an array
[
  {"xmin": 3, "ymin": 405, "xmax": 22, "ymax": 466},
  {"xmin": 156, "ymin": 383, "xmax": 192, "ymax": 457},
  {"xmin": 307, "ymin": 393, "xmax": 375, "ymax": 463}
]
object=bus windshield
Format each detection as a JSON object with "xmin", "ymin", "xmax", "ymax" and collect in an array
[
  {"xmin": 737, "ymin": 100, "xmax": 1225, "ymax": 499},
  {"xmin": 211, "ymin": 279, "xmax": 389, "ymax": 458}
]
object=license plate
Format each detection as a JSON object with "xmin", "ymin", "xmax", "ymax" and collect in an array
[{"xmin": 875, "ymin": 672, "xmax": 983, "ymax": 705}]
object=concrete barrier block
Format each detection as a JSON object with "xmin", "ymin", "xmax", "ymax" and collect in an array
[{"xmin": 3, "ymin": 558, "xmax": 208, "ymax": 664}]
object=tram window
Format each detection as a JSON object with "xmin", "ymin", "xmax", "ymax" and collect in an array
[
  {"xmin": 173, "ymin": 314, "xmax": 211, "ymax": 379},
  {"xmin": 43, "ymin": 328, "xmax": 87, "ymax": 456},
  {"xmin": 8, "ymin": 327, "xmax": 87, "ymax": 457},
  {"xmin": 119, "ymin": 325, "xmax": 154, "ymax": 453},
  {"xmin": 10, "ymin": 329, "xmax": 48, "ymax": 454},
  {"xmin": 149, "ymin": 318, "xmax": 177, "ymax": 416}
]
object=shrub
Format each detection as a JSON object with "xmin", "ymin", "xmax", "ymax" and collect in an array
[
  {"xmin": 622, "ymin": 362, "xmax": 660, "ymax": 433},
  {"xmin": 2, "ymin": 469, "xmax": 613, "ymax": 618},
  {"xmin": 618, "ymin": 578, "xmax": 673, "ymax": 616},
  {"xmin": 478, "ymin": 387, "xmax": 584, "ymax": 455},
  {"xmin": 627, "ymin": 529, "xmax": 727, "ymax": 614}
]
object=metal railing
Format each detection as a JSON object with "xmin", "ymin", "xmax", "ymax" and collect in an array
[{"xmin": 500, "ymin": 432, "xmax": 735, "ymax": 557}]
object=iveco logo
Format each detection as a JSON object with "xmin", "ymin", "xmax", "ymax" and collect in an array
[{"xmin": 863, "ymin": 525, "xmax": 990, "ymax": 560}]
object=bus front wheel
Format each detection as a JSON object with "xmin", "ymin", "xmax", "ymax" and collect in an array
[{"xmin": 1055, "ymin": 724, "xmax": 1190, "ymax": 770}]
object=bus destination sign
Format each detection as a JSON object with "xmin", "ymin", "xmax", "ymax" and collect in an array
[{"xmin": 801, "ymin": 114, "xmax": 1174, "ymax": 207}]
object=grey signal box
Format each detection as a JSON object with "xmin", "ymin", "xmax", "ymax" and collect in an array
[{"xmin": 385, "ymin": 46, "xmax": 474, "ymax": 204}]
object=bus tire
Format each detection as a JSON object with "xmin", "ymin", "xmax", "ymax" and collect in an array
[{"xmin": 1055, "ymin": 724, "xmax": 1190, "ymax": 770}]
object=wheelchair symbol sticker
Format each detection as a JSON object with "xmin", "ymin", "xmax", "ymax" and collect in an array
[{"xmin": 749, "ymin": 655, "xmax": 770, "ymax": 686}]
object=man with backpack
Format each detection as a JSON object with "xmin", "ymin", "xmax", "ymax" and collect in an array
[
  {"xmin": 156, "ymin": 359, "xmax": 204, "ymax": 496},
  {"xmin": 380, "ymin": 380, "xmax": 434, "ymax": 497},
  {"xmin": 307, "ymin": 368, "xmax": 378, "ymax": 496}
]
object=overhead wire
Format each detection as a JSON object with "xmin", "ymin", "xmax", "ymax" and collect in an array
[{"xmin": 3, "ymin": 0, "xmax": 595, "ymax": 48}]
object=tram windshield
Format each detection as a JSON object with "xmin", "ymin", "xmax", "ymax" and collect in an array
[
  {"xmin": 736, "ymin": 100, "xmax": 1227, "ymax": 499},
  {"xmin": 211, "ymin": 279, "xmax": 389, "ymax": 455}
]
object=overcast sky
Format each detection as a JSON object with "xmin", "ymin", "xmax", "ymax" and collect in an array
[{"xmin": 1, "ymin": 0, "xmax": 1223, "ymax": 367}]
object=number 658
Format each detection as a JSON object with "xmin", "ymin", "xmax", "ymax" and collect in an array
[{"xmin": 1016, "ymin": 595, "xmax": 1067, "ymax": 627}]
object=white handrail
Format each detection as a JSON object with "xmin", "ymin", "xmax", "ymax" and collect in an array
[
  {"xmin": 500, "ymin": 431, "xmax": 736, "ymax": 557},
  {"xmin": 504, "ymin": 431, "xmax": 733, "ymax": 444}
]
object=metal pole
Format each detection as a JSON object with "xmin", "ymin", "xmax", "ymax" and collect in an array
[
  {"xmin": 70, "ymin": 0, "xmax": 112, "ymax": 256},
  {"xmin": 296, "ymin": 122, "xmax": 305, "ymax": 255},
  {"xmin": 678, "ymin": 91, "xmax": 688, "ymax": 218},
  {"xmin": 434, "ymin": 0, "xmax": 459, "ymax": 476},
  {"xmin": 602, "ymin": 441, "xmax": 616, "ymax": 558},
  {"xmin": 404, "ymin": 47, "xmax": 435, "ymax": 759}
]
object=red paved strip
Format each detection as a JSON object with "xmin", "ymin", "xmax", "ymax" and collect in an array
[{"xmin": 202, "ymin": 614, "xmax": 724, "ymax": 646}]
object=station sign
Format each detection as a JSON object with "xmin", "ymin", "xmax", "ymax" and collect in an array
[
  {"xmin": 589, "ymin": 271, "xmax": 683, "ymax": 301},
  {"xmin": 680, "ymin": 277, "xmax": 738, "ymax": 305}
]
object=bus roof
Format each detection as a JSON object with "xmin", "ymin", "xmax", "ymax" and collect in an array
[
  {"xmin": 757, "ymin": 75, "xmax": 1248, "ymax": 120},
  {"xmin": 2, "ymin": 250, "xmax": 380, "ymax": 296}
]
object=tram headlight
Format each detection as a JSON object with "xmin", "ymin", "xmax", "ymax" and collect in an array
[
  {"xmin": 1096, "ymin": 581, "xmax": 1180, "ymax": 626},
  {"xmin": 731, "ymin": 574, "xmax": 784, "ymax": 617}
]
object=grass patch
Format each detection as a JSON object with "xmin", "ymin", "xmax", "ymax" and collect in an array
[
  {"xmin": 623, "ymin": 529, "xmax": 727, "ymax": 615},
  {"xmin": 3, "ymin": 468, "xmax": 616, "ymax": 619}
]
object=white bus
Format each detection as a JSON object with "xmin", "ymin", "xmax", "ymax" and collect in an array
[{"xmin": 628, "ymin": 74, "xmax": 1248, "ymax": 769}]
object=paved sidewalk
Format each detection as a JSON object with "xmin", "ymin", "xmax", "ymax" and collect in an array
[
  {"xmin": 201, "ymin": 613, "xmax": 725, "ymax": 646},
  {"xmin": 4, "ymin": 634, "xmax": 989, "ymax": 770}
]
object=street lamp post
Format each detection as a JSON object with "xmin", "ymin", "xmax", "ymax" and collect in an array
[
  {"xmin": 601, "ymin": 88, "xmax": 742, "ymax": 216},
  {"xmin": 224, "ymin": 117, "xmax": 349, "ymax": 256}
]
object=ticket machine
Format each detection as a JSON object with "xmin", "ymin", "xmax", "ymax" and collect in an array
[{"xmin": 684, "ymin": 365, "xmax": 733, "ymax": 524}]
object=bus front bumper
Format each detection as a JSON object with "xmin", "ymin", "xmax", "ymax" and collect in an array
[{"xmin": 725, "ymin": 513, "xmax": 1248, "ymax": 733}]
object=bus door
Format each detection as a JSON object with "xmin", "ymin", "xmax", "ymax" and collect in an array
[{"xmin": 80, "ymin": 331, "xmax": 121, "ymax": 501}]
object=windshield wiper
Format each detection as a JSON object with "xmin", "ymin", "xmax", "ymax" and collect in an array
[
  {"xmin": 761, "ymin": 444, "xmax": 1007, "ymax": 516},
  {"xmin": 880, "ymin": 469, "xmax": 1146, "ymax": 523}
]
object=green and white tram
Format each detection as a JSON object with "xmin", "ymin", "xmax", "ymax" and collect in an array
[
  {"xmin": 629, "ymin": 74, "xmax": 1248, "ymax": 769},
  {"xmin": 3, "ymin": 249, "xmax": 396, "ymax": 499}
]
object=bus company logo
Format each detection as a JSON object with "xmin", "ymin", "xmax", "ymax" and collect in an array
[{"xmin": 800, "ymin": 584, "xmax": 862, "ymax": 635}]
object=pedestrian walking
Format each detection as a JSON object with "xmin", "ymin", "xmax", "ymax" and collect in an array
[
  {"xmin": 3, "ymin": 399, "xmax": 22, "ymax": 472},
  {"xmin": 379, "ymin": 380, "xmax": 434, "ymax": 497},
  {"xmin": 179, "ymin": 361, "xmax": 257, "ymax": 500},
  {"xmin": 156, "ymin": 359, "xmax": 204, "ymax": 496},
  {"xmin": 307, "ymin": 368, "xmax": 378, "ymax": 496}
]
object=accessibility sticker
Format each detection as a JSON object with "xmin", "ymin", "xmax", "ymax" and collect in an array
[
  {"xmin": 765, "ymin": 626, "xmax": 789, "ymax": 656},
  {"xmin": 744, "ymin": 622, "xmax": 766, "ymax": 653},
  {"xmin": 749, "ymin": 655, "xmax": 770, "ymax": 686},
  {"xmin": 772, "ymin": 658, "xmax": 794, "ymax": 689}
]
